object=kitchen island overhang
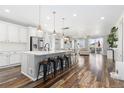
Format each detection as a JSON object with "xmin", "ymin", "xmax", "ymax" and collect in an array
[{"xmin": 21, "ymin": 50, "xmax": 74, "ymax": 81}]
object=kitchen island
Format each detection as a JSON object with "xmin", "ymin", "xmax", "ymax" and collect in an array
[{"xmin": 21, "ymin": 50, "xmax": 74, "ymax": 81}]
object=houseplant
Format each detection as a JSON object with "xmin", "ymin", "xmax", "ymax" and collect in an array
[
  {"xmin": 107, "ymin": 26, "xmax": 118, "ymax": 48},
  {"xmin": 107, "ymin": 26, "xmax": 118, "ymax": 62}
]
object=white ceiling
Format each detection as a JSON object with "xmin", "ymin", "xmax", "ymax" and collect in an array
[{"xmin": 0, "ymin": 5, "xmax": 124, "ymax": 38}]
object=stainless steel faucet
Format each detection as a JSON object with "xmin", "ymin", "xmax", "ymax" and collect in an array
[{"xmin": 44, "ymin": 43, "xmax": 50, "ymax": 51}]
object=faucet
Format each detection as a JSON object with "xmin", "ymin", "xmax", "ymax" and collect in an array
[{"xmin": 44, "ymin": 43, "xmax": 50, "ymax": 51}]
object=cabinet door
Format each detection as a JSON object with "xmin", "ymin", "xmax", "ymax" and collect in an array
[
  {"xmin": 19, "ymin": 27, "xmax": 28, "ymax": 43},
  {"xmin": 0, "ymin": 54, "xmax": 9, "ymax": 67},
  {"xmin": 8, "ymin": 24, "xmax": 19, "ymax": 42},
  {"xmin": 29, "ymin": 27, "xmax": 37, "ymax": 36},
  {"xmin": 0, "ymin": 22, "xmax": 7, "ymax": 42},
  {"xmin": 10, "ymin": 54, "xmax": 21, "ymax": 64}
]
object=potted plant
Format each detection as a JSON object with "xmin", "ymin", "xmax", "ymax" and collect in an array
[
  {"xmin": 107, "ymin": 26, "xmax": 118, "ymax": 62},
  {"xmin": 107, "ymin": 26, "xmax": 118, "ymax": 48}
]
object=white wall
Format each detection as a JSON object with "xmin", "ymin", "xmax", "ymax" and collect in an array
[
  {"xmin": 114, "ymin": 12, "xmax": 124, "ymax": 62},
  {"xmin": 102, "ymin": 36, "xmax": 109, "ymax": 55}
]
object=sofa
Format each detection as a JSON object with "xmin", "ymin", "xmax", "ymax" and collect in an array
[{"xmin": 79, "ymin": 48, "xmax": 89, "ymax": 56}]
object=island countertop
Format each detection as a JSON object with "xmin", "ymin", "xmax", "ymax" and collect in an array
[{"xmin": 24, "ymin": 50, "xmax": 72, "ymax": 56}]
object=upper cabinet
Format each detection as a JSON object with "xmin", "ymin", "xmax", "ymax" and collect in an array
[
  {"xmin": 0, "ymin": 20, "xmax": 28, "ymax": 43},
  {"xmin": 19, "ymin": 27, "xmax": 28, "ymax": 43},
  {"xmin": 29, "ymin": 27, "xmax": 37, "ymax": 37},
  {"xmin": 8, "ymin": 23, "xmax": 19, "ymax": 42},
  {"xmin": 0, "ymin": 21, "xmax": 7, "ymax": 42}
]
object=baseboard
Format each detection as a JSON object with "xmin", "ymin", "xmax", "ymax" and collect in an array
[
  {"xmin": 21, "ymin": 71, "xmax": 37, "ymax": 81},
  {"xmin": 0, "ymin": 63, "xmax": 21, "ymax": 69}
]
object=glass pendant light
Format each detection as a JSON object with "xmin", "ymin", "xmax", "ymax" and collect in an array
[
  {"xmin": 37, "ymin": 5, "xmax": 42, "ymax": 32},
  {"xmin": 53, "ymin": 11, "xmax": 56, "ymax": 34},
  {"xmin": 62, "ymin": 17, "xmax": 65, "ymax": 37}
]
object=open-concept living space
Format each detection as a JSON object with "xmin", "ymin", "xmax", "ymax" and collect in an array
[{"xmin": 0, "ymin": 5, "xmax": 124, "ymax": 88}]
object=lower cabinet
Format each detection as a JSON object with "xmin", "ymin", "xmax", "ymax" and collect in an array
[
  {"xmin": 10, "ymin": 54, "xmax": 21, "ymax": 65},
  {"xmin": 0, "ymin": 54, "xmax": 9, "ymax": 67},
  {"xmin": 0, "ymin": 52, "xmax": 21, "ymax": 68}
]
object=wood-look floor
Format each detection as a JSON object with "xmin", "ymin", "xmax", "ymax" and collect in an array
[{"xmin": 0, "ymin": 54, "xmax": 124, "ymax": 88}]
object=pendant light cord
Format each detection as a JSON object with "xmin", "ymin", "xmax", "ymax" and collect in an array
[
  {"xmin": 39, "ymin": 5, "xmax": 41, "ymax": 25},
  {"xmin": 62, "ymin": 18, "xmax": 65, "ymax": 36},
  {"xmin": 53, "ymin": 11, "xmax": 56, "ymax": 33}
]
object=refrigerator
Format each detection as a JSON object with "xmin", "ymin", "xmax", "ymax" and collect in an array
[{"xmin": 30, "ymin": 36, "xmax": 44, "ymax": 51}]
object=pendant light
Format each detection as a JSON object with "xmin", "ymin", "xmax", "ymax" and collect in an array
[
  {"xmin": 37, "ymin": 5, "xmax": 42, "ymax": 32},
  {"xmin": 53, "ymin": 11, "xmax": 56, "ymax": 34},
  {"xmin": 62, "ymin": 18, "xmax": 65, "ymax": 37}
]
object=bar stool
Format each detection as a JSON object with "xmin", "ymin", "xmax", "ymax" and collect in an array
[
  {"xmin": 66, "ymin": 54, "xmax": 72, "ymax": 67},
  {"xmin": 57, "ymin": 56, "xmax": 64, "ymax": 71},
  {"xmin": 37, "ymin": 60, "xmax": 51, "ymax": 81},
  {"xmin": 63, "ymin": 55, "xmax": 70, "ymax": 69},
  {"xmin": 48, "ymin": 57, "xmax": 57, "ymax": 77}
]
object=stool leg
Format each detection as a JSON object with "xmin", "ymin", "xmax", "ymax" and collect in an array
[
  {"xmin": 69, "ymin": 55, "xmax": 72, "ymax": 67},
  {"xmin": 60, "ymin": 58, "xmax": 63, "ymax": 71},
  {"xmin": 53, "ymin": 60, "xmax": 57, "ymax": 77},
  {"xmin": 37, "ymin": 63, "xmax": 41, "ymax": 80},
  {"xmin": 43, "ymin": 64, "xmax": 47, "ymax": 81},
  {"xmin": 65, "ymin": 56, "xmax": 69, "ymax": 68}
]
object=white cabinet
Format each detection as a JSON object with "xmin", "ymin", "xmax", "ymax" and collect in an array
[
  {"xmin": 0, "ymin": 20, "xmax": 28, "ymax": 43},
  {"xmin": 10, "ymin": 53, "xmax": 21, "ymax": 64},
  {"xmin": 0, "ymin": 52, "xmax": 21, "ymax": 68},
  {"xmin": 0, "ymin": 22, "xmax": 7, "ymax": 42},
  {"xmin": 21, "ymin": 54, "xmax": 28, "ymax": 74},
  {"xmin": 19, "ymin": 27, "xmax": 28, "ymax": 43},
  {"xmin": 29, "ymin": 27, "xmax": 37, "ymax": 36},
  {"xmin": 8, "ymin": 24, "xmax": 19, "ymax": 42},
  {"xmin": 0, "ymin": 54, "xmax": 9, "ymax": 67}
]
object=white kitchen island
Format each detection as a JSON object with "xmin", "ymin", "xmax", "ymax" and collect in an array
[{"xmin": 21, "ymin": 50, "xmax": 73, "ymax": 81}]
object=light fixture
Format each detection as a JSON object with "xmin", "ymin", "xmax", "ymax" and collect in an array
[
  {"xmin": 64, "ymin": 36, "xmax": 70, "ymax": 44},
  {"xmin": 5, "ymin": 9, "xmax": 10, "ymax": 13},
  {"xmin": 73, "ymin": 14, "xmax": 77, "ymax": 17},
  {"xmin": 62, "ymin": 18, "xmax": 65, "ymax": 37},
  {"xmin": 46, "ymin": 16, "xmax": 50, "ymax": 20},
  {"xmin": 100, "ymin": 17, "xmax": 104, "ymax": 20},
  {"xmin": 37, "ymin": 5, "xmax": 42, "ymax": 32},
  {"xmin": 53, "ymin": 11, "xmax": 56, "ymax": 34},
  {"xmin": 44, "ymin": 24, "xmax": 47, "ymax": 27}
]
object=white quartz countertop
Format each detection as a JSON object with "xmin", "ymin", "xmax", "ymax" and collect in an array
[{"xmin": 24, "ymin": 50, "xmax": 72, "ymax": 56}]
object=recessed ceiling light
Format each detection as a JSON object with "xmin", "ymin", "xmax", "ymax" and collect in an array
[
  {"xmin": 100, "ymin": 17, "xmax": 104, "ymax": 20},
  {"xmin": 4, "ymin": 9, "xmax": 10, "ymax": 13},
  {"xmin": 44, "ymin": 24, "xmax": 47, "ymax": 27},
  {"xmin": 73, "ymin": 14, "xmax": 77, "ymax": 17},
  {"xmin": 46, "ymin": 16, "xmax": 50, "ymax": 20}
]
